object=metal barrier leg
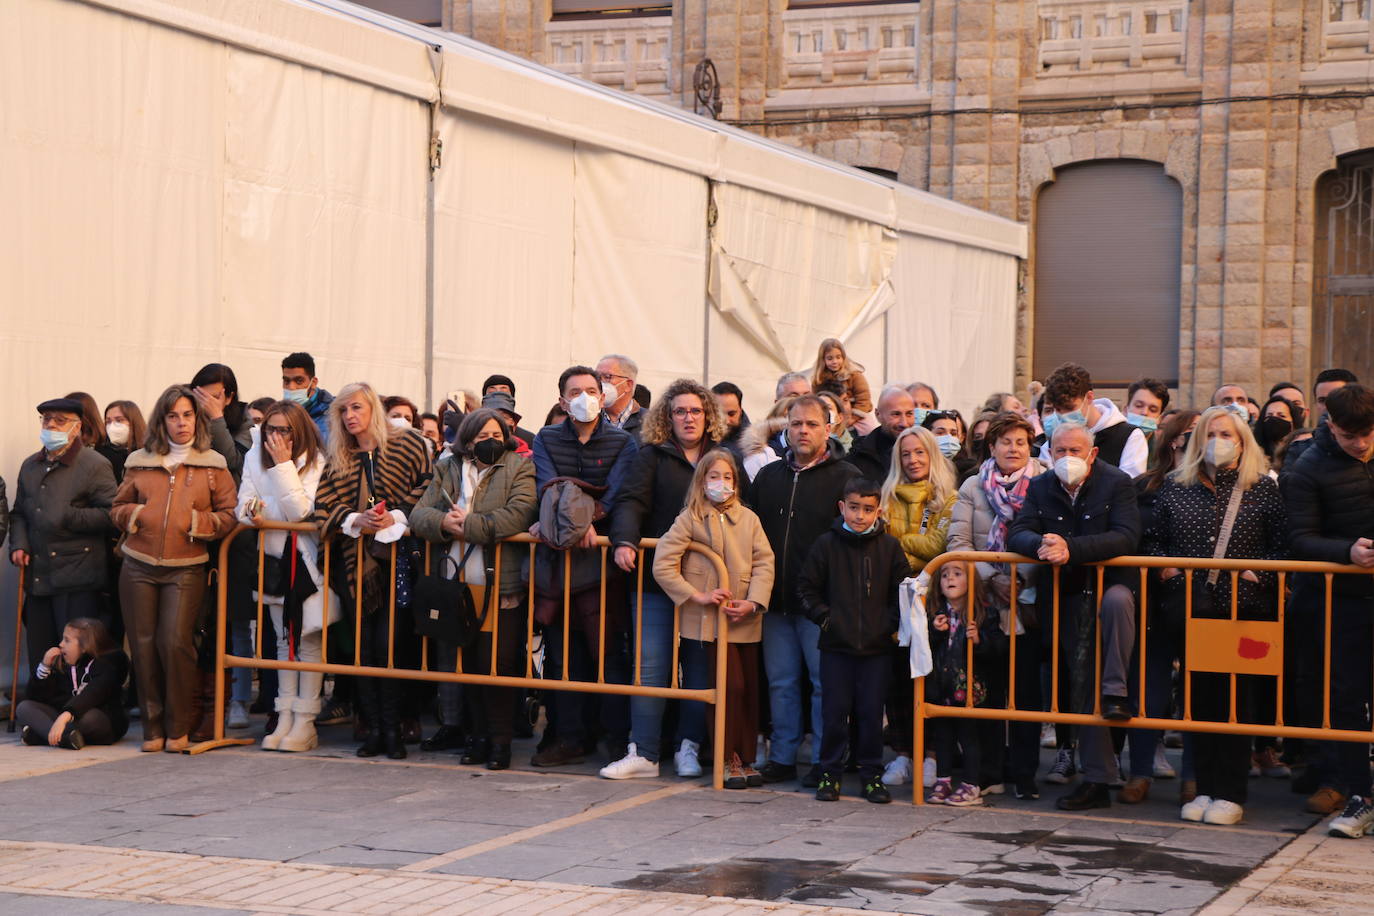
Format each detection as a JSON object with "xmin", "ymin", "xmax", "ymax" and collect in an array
[
  {"xmin": 8, "ymin": 575, "xmax": 24, "ymax": 732},
  {"xmin": 190, "ymin": 529, "xmax": 257, "ymax": 754},
  {"xmin": 712, "ymin": 611, "xmax": 727, "ymax": 791}
]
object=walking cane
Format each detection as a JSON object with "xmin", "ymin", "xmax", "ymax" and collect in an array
[{"xmin": 9, "ymin": 574, "xmax": 24, "ymax": 732}]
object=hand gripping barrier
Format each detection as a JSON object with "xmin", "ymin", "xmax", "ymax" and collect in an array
[
  {"xmin": 197, "ymin": 522, "xmax": 735, "ymax": 788},
  {"xmin": 913, "ymin": 550, "xmax": 1374, "ymax": 804}
]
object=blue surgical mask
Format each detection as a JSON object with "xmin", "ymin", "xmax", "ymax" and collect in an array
[
  {"xmin": 1041, "ymin": 412, "xmax": 1061, "ymax": 440},
  {"xmin": 935, "ymin": 434, "xmax": 961, "ymax": 458},
  {"xmin": 913, "ymin": 408, "xmax": 931, "ymax": 427},
  {"xmin": 842, "ymin": 520, "xmax": 879, "ymax": 535},
  {"xmin": 39, "ymin": 428, "xmax": 70, "ymax": 452},
  {"xmin": 1125, "ymin": 412, "xmax": 1158, "ymax": 432},
  {"xmin": 282, "ymin": 387, "xmax": 310, "ymax": 405}
]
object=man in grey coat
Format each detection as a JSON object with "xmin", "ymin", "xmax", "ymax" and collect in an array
[{"xmin": 8, "ymin": 398, "xmax": 117, "ymax": 667}]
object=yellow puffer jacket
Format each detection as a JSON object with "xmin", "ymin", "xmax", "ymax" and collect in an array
[{"xmin": 885, "ymin": 480, "xmax": 955, "ymax": 574}]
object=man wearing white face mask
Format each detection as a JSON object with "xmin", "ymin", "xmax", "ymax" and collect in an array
[
  {"xmin": 529, "ymin": 365, "xmax": 639, "ymax": 767},
  {"xmin": 598, "ymin": 354, "xmax": 644, "ymax": 443},
  {"xmin": 1037, "ymin": 364, "xmax": 1148, "ymax": 477},
  {"xmin": 8, "ymin": 398, "xmax": 118, "ymax": 673},
  {"xmin": 1009, "ymin": 422, "xmax": 1142, "ymax": 812}
]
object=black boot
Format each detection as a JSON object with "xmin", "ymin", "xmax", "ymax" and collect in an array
[
  {"xmin": 461, "ymin": 737, "xmax": 491, "ymax": 766},
  {"xmin": 381, "ymin": 681, "xmax": 406, "ymax": 760},
  {"xmin": 355, "ymin": 679, "xmax": 383, "ymax": 758},
  {"xmin": 486, "ymin": 743, "xmax": 511, "ymax": 771},
  {"xmin": 420, "ymin": 725, "xmax": 466, "ymax": 752}
]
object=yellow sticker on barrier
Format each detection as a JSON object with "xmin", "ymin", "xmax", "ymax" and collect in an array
[{"xmin": 1186, "ymin": 619, "xmax": 1283, "ymax": 676}]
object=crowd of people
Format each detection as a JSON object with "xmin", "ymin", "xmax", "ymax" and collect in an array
[{"xmin": 2, "ymin": 342, "xmax": 1373, "ymax": 834}]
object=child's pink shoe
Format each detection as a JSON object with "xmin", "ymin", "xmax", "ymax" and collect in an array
[
  {"xmin": 946, "ymin": 782, "xmax": 983, "ymax": 807},
  {"xmin": 926, "ymin": 777, "xmax": 953, "ymax": 805}
]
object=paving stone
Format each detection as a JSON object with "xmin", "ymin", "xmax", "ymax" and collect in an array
[{"xmin": 434, "ymin": 842, "xmax": 604, "ymax": 880}]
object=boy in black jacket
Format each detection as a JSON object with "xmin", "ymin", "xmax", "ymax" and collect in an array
[{"xmin": 798, "ymin": 478, "xmax": 912, "ymax": 803}]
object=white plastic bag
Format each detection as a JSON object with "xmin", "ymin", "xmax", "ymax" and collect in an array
[{"xmin": 899, "ymin": 573, "xmax": 933, "ymax": 678}]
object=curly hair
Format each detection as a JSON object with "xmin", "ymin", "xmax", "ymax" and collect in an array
[
  {"xmin": 1043, "ymin": 363, "xmax": 1094, "ymax": 410},
  {"xmin": 639, "ymin": 378, "xmax": 729, "ymax": 446}
]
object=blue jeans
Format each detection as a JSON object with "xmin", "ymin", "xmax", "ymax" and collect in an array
[
  {"xmin": 628, "ymin": 592, "xmax": 676, "ymax": 763},
  {"xmin": 762, "ymin": 612, "xmax": 822, "ymax": 767},
  {"xmin": 230, "ymin": 621, "xmax": 253, "ymax": 704}
]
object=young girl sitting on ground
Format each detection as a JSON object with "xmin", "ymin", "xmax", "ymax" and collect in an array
[
  {"xmin": 925, "ymin": 562, "xmax": 1005, "ymax": 806},
  {"xmin": 18, "ymin": 617, "xmax": 130, "ymax": 749},
  {"xmin": 809, "ymin": 338, "xmax": 872, "ymax": 423}
]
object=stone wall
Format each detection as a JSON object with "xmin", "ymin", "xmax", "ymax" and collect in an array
[{"xmin": 440, "ymin": 0, "xmax": 1374, "ymax": 405}]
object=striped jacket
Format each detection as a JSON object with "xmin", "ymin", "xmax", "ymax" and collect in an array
[{"xmin": 314, "ymin": 428, "xmax": 433, "ymax": 609}]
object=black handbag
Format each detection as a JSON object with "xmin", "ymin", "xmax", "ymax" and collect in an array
[{"xmin": 411, "ymin": 544, "xmax": 494, "ymax": 648}]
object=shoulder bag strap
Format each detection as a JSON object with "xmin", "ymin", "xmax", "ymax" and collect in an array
[{"xmin": 1206, "ymin": 481, "xmax": 1247, "ymax": 587}]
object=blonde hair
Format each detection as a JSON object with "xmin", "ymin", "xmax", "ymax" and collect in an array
[
  {"xmin": 639, "ymin": 378, "xmax": 729, "ymax": 446},
  {"xmin": 684, "ymin": 449, "xmax": 739, "ymax": 519},
  {"xmin": 880, "ymin": 426, "xmax": 956, "ymax": 517},
  {"xmin": 1171, "ymin": 406, "xmax": 1269, "ymax": 491},
  {"xmin": 810, "ymin": 337, "xmax": 864, "ymax": 389},
  {"xmin": 326, "ymin": 382, "xmax": 391, "ymax": 472}
]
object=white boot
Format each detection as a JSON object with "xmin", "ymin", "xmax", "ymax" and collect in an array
[
  {"xmin": 279, "ymin": 668, "xmax": 322, "ymax": 753},
  {"xmin": 262, "ymin": 667, "xmax": 297, "ymax": 751}
]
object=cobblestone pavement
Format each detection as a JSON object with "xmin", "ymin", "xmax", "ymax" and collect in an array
[{"xmin": 0, "ymin": 725, "xmax": 1363, "ymax": 915}]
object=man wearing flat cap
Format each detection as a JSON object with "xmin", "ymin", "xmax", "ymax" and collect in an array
[
  {"xmin": 481, "ymin": 391, "xmax": 533, "ymax": 457},
  {"xmin": 8, "ymin": 398, "xmax": 118, "ymax": 666}
]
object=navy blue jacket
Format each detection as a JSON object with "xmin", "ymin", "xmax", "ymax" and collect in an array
[{"xmin": 533, "ymin": 417, "xmax": 638, "ymax": 522}]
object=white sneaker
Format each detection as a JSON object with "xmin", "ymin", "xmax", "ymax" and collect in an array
[
  {"xmin": 883, "ymin": 755, "xmax": 914, "ymax": 786},
  {"xmin": 922, "ymin": 756, "xmax": 937, "ymax": 785},
  {"xmin": 1203, "ymin": 799, "xmax": 1244, "ymax": 825},
  {"xmin": 227, "ymin": 701, "xmax": 250, "ymax": 730},
  {"xmin": 599, "ymin": 743, "xmax": 659, "ymax": 780},
  {"xmin": 1328, "ymin": 795, "xmax": 1374, "ymax": 838},
  {"xmin": 1153, "ymin": 744, "xmax": 1177, "ymax": 779},
  {"xmin": 1040, "ymin": 723, "xmax": 1057, "ymax": 748},
  {"xmin": 674, "ymin": 739, "xmax": 702, "ymax": 778},
  {"xmin": 1181, "ymin": 794, "xmax": 1213, "ymax": 822}
]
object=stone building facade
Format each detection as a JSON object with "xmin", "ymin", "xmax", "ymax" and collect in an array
[{"xmin": 411, "ymin": 0, "xmax": 1374, "ymax": 406}]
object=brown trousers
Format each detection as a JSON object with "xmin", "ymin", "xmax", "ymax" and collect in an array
[
  {"xmin": 119, "ymin": 558, "xmax": 206, "ymax": 740},
  {"xmin": 707, "ymin": 642, "xmax": 761, "ymax": 764}
]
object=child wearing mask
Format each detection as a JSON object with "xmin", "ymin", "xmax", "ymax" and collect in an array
[
  {"xmin": 653, "ymin": 450, "xmax": 775, "ymax": 788},
  {"xmin": 799, "ymin": 478, "xmax": 912, "ymax": 803},
  {"xmin": 924, "ymin": 562, "xmax": 1007, "ymax": 806},
  {"xmin": 18, "ymin": 618, "xmax": 130, "ymax": 748}
]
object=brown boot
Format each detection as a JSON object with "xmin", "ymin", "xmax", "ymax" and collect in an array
[
  {"xmin": 1118, "ymin": 777, "xmax": 1151, "ymax": 804},
  {"xmin": 189, "ymin": 670, "xmax": 217, "ymax": 742}
]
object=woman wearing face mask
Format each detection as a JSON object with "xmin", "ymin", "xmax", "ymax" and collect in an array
[
  {"xmin": 110, "ymin": 385, "xmax": 238, "ymax": 752},
  {"xmin": 411, "ymin": 409, "xmax": 536, "ymax": 769},
  {"xmin": 652, "ymin": 450, "xmax": 774, "ymax": 788},
  {"xmin": 602, "ymin": 380, "xmax": 728, "ymax": 779},
  {"xmin": 878, "ymin": 425, "xmax": 958, "ymax": 786},
  {"xmin": 100, "ymin": 401, "xmax": 147, "ymax": 485},
  {"xmin": 1252, "ymin": 395, "xmax": 1304, "ymax": 462},
  {"xmin": 948, "ymin": 412, "xmax": 1047, "ymax": 799},
  {"xmin": 924, "ymin": 409, "xmax": 976, "ymax": 481},
  {"xmin": 383, "ymin": 396, "xmax": 422, "ymax": 431},
  {"xmin": 1143, "ymin": 406, "xmax": 1286, "ymax": 825},
  {"xmin": 315, "ymin": 382, "xmax": 433, "ymax": 759}
]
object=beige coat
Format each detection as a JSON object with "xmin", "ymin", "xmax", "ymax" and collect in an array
[{"xmin": 652, "ymin": 500, "xmax": 775, "ymax": 643}]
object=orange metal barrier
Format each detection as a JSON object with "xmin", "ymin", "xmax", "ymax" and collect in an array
[
  {"xmin": 6, "ymin": 573, "xmax": 23, "ymax": 732},
  {"xmin": 913, "ymin": 550, "xmax": 1374, "ymax": 805},
  {"xmin": 201, "ymin": 521, "xmax": 735, "ymax": 788}
]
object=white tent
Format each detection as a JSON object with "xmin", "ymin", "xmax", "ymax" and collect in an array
[{"xmin": 0, "ymin": 0, "xmax": 1026, "ymax": 677}]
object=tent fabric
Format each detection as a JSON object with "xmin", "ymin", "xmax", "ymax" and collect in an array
[{"xmin": 0, "ymin": 0, "xmax": 1026, "ymax": 680}]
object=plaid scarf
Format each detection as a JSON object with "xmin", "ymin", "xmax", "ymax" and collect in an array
[{"xmin": 979, "ymin": 457, "xmax": 1036, "ymax": 554}]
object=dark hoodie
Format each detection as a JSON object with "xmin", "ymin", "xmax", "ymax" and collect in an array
[
  {"xmin": 797, "ymin": 517, "xmax": 911, "ymax": 655},
  {"xmin": 846, "ymin": 426, "xmax": 898, "ymax": 482},
  {"xmin": 28, "ymin": 650, "xmax": 131, "ymax": 738},
  {"xmin": 746, "ymin": 441, "xmax": 861, "ymax": 616}
]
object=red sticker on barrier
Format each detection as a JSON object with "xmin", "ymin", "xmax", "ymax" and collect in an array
[{"xmin": 1237, "ymin": 637, "xmax": 1270, "ymax": 660}]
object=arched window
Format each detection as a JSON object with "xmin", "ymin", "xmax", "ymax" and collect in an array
[
  {"xmin": 1033, "ymin": 159, "xmax": 1182, "ymax": 387},
  {"xmin": 1314, "ymin": 154, "xmax": 1374, "ymax": 385}
]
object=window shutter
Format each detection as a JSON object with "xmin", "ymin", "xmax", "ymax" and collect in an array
[
  {"xmin": 551, "ymin": 1, "xmax": 673, "ymax": 15},
  {"xmin": 1033, "ymin": 160, "xmax": 1182, "ymax": 387}
]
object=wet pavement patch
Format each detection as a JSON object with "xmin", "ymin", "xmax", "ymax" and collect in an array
[{"xmin": 616, "ymin": 857, "xmax": 849, "ymax": 899}]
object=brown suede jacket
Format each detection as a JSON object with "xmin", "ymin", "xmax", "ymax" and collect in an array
[{"xmin": 110, "ymin": 448, "xmax": 238, "ymax": 567}]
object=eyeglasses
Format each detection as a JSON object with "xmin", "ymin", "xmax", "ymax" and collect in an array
[
  {"xmin": 40, "ymin": 414, "xmax": 78, "ymax": 428},
  {"xmin": 264, "ymin": 424, "xmax": 293, "ymax": 437},
  {"xmin": 598, "ymin": 372, "xmax": 630, "ymax": 384},
  {"xmin": 671, "ymin": 407, "xmax": 705, "ymax": 419}
]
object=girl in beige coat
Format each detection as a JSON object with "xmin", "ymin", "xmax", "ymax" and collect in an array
[{"xmin": 653, "ymin": 450, "xmax": 775, "ymax": 788}]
